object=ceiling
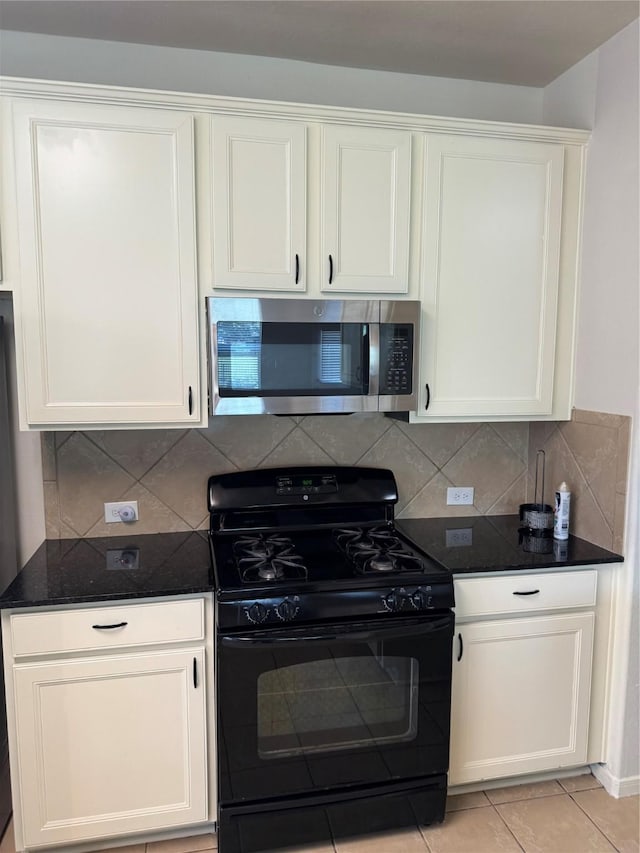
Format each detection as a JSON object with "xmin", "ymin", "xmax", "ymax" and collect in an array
[{"xmin": 0, "ymin": 0, "xmax": 638, "ymax": 87}]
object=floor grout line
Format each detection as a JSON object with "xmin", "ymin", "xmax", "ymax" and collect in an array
[
  {"xmin": 488, "ymin": 801, "xmax": 527, "ymax": 853},
  {"xmin": 567, "ymin": 790, "xmax": 624, "ymax": 852}
]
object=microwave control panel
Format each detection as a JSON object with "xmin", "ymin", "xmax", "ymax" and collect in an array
[{"xmin": 379, "ymin": 324, "xmax": 413, "ymax": 395}]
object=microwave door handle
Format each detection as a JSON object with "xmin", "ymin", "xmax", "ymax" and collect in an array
[{"xmin": 368, "ymin": 323, "xmax": 379, "ymax": 397}]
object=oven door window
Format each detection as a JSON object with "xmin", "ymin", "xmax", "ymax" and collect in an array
[
  {"xmin": 257, "ymin": 651, "xmax": 418, "ymax": 758},
  {"xmin": 216, "ymin": 321, "xmax": 369, "ymax": 397}
]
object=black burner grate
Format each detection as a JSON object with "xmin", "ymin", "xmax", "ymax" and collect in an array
[
  {"xmin": 233, "ymin": 534, "xmax": 308, "ymax": 583},
  {"xmin": 334, "ymin": 526, "xmax": 425, "ymax": 574}
]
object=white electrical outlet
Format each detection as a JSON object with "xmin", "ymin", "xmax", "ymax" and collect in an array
[
  {"xmin": 104, "ymin": 501, "xmax": 139, "ymax": 523},
  {"xmin": 446, "ymin": 487, "xmax": 475, "ymax": 506}
]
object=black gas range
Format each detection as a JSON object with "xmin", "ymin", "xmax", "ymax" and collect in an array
[
  {"xmin": 208, "ymin": 466, "xmax": 454, "ymax": 853},
  {"xmin": 209, "ymin": 467, "xmax": 453, "ymax": 628}
]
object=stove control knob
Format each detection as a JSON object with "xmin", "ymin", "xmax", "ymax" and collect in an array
[
  {"xmin": 246, "ymin": 603, "xmax": 268, "ymax": 624},
  {"xmin": 276, "ymin": 598, "xmax": 298, "ymax": 621},
  {"xmin": 411, "ymin": 588, "xmax": 434, "ymax": 610},
  {"xmin": 383, "ymin": 590, "xmax": 405, "ymax": 612}
]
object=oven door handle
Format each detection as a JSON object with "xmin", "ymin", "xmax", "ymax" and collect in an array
[{"xmin": 220, "ymin": 614, "xmax": 453, "ymax": 647}]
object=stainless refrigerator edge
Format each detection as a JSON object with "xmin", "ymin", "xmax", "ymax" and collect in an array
[{"xmin": 0, "ymin": 314, "xmax": 17, "ymax": 833}]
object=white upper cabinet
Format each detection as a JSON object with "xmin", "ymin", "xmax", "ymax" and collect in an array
[
  {"xmin": 211, "ymin": 117, "xmax": 412, "ymax": 294},
  {"xmin": 321, "ymin": 125, "xmax": 411, "ymax": 293},
  {"xmin": 11, "ymin": 100, "xmax": 202, "ymax": 428},
  {"xmin": 2, "ymin": 79, "xmax": 588, "ymax": 427},
  {"xmin": 212, "ymin": 116, "xmax": 307, "ymax": 291},
  {"xmin": 417, "ymin": 135, "xmax": 565, "ymax": 419}
]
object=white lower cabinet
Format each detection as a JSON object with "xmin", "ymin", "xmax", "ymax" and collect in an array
[
  {"xmin": 2, "ymin": 597, "xmax": 213, "ymax": 852},
  {"xmin": 449, "ymin": 571, "xmax": 597, "ymax": 787}
]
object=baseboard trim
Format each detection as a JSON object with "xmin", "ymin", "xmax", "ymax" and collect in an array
[
  {"xmin": 591, "ymin": 764, "xmax": 640, "ymax": 797},
  {"xmin": 448, "ymin": 766, "xmax": 592, "ymax": 796}
]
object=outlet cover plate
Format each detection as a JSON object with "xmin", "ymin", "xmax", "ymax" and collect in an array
[
  {"xmin": 447, "ymin": 487, "xmax": 475, "ymax": 506},
  {"xmin": 104, "ymin": 501, "xmax": 139, "ymax": 523}
]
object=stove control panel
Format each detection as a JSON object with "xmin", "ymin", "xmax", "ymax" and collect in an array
[
  {"xmin": 219, "ymin": 583, "xmax": 453, "ymax": 629},
  {"xmin": 275, "ymin": 474, "xmax": 338, "ymax": 496},
  {"xmin": 242, "ymin": 596, "xmax": 302, "ymax": 625},
  {"xmin": 381, "ymin": 586, "xmax": 437, "ymax": 612}
]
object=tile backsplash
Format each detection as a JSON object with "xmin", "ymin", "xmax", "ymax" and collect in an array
[
  {"xmin": 41, "ymin": 409, "xmax": 630, "ymax": 551},
  {"xmin": 41, "ymin": 416, "xmax": 530, "ymax": 539},
  {"xmin": 528, "ymin": 409, "xmax": 631, "ymax": 553}
]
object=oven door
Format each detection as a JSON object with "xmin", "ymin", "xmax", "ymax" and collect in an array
[{"xmin": 217, "ymin": 613, "xmax": 454, "ymax": 805}]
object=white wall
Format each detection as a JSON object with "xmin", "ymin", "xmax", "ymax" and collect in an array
[
  {"xmin": 543, "ymin": 52, "xmax": 599, "ymax": 129},
  {"xmin": 0, "ymin": 29, "xmax": 545, "ymax": 124},
  {"xmin": 544, "ymin": 19, "xmax": 639, "ymax": 790},
  {"xmin": 562, "ymin": 22, "xmax": 638, "ymax": 419}
]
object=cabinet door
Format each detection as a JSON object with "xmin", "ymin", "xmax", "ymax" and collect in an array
[
  {"xmin": 322, "ymin": 126, "xmax": 411, "ymax": 293},
  {"xmin": 420, "ymin": 135, "xmax": 564, "ymax": 417},
  {"xmin": 212, "ymin": 116, "xmax": 306, "ymax": 291},
  {"xmin": 13, "ymin": 648, "xmax": 207, "ymax": 847},
  {"xmin": 449, "ymin": 612, "xmax": 594, "ymax": 786},
  {"xmin": 12, "ymin": 100, "xmax": 200, "ymax": 427}
]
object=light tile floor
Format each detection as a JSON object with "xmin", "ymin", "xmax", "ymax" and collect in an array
[{"xmin": 1, "ymin": 775, "xmax": 638, "ymax": 853}]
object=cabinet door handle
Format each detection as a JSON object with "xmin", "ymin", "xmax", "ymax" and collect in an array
[
  {"xmin": 295, "ymin": 253, "xmax": 300, "ymax": 284},
  {"xmin": 188, "ymin": 385, "xmax": 193, "ymax": 415},
  {"xmin": 193, "ymin": 657, "xmax": 198, "ymax": 689},
  {"xmin": 425, "ymin": 383, "xmax": 431, "ymax": 410},
  {"xmin": 92, "ymin": 622, "xmax": 128, "ymax": 630},
  {"xmin": 513, "ymin": 590, "xmax": 540, "ymax": 596},
  {"xmin": 457, "ymin": 632, "xmax": 463, "ymax": 661},
  {"xmin": 328, "ymin": 254, "xmax": 334, "ymax": 284}
]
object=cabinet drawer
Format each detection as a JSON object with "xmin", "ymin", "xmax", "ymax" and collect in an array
[
  {"xmin": 454, "ymin": 570, "xmax": 597, "ymax": 620},
  {"xmin": 10, "ymin": 598, "xmax": 205, "ymax": 657}
]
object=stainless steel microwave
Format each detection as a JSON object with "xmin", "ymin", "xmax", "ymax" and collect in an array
[{"xmin": 207, "ymin": 297, "xmax": 420, "ymax": 416}]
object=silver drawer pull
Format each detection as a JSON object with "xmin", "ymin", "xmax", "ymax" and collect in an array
[
  {"xmin": 512, "ymin": 590, "xmax": 540, "ymax": 596},
  {"xmin": 92, "ymin": 621, "xmax": 128, "ymax": 629}
]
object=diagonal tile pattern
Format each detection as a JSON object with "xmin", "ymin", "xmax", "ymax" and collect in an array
[
  {"xmin": 141, "ymin": 431, "xmax": 237, "ymax": 528},
  {"xmin": 529, "ymin": 409, "xmax": 631, "ymax": 551},
  {"xmin": 202, "ymin": 414, "xmax": 296, "ymax": 468},
  {"xmin": 259, "ymin": 425, "xmax": 336, "ymax": 467},
  {"xmin": 56, "ymin": 432, "xmax": 135, "ymax": 536},
  {"xmin": 357, "ymin": 424, "xmax": 438, "ymax": 512},
  {"xmin": 442, "ymin": 425, "xmax": 525, "ymax": 513},
  {"xmin": 41, "ymin": 409, "xmax": 629, "ymax": 543},
  {"xmin": 89, "ymin": 429, "xmax": 187, "ymax": 480},
  {"xmin": 300, "ymin": 413, "xmax": 392, "ymax": 465}
]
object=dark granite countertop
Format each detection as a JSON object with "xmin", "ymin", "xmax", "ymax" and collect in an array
[
  {"xmin": 396, "ymin": 515, "xmax": 623, "ymax": 574},
  {"xmin": 0, "ymin": 531, "xmax": 213, "ymax": 608},
  {"xmin": 0, "ymin": 517, "xmax": 623, "ymax": 609}
]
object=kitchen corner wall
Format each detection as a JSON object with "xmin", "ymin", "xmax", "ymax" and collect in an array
[
  {"xmin": 528, "ymin": 409, "xmax": 631, "ymax": 552},
  {"xmin": 41, "ymin": 417, "xmax": 530, "ymax": 539}
]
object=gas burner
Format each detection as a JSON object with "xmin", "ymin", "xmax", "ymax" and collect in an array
[
  {"xmin": 233, "ymin": 534, "xmax": 308, "ymax": 584},
  {"xmin": 335, "ymin": 526, "xmax": 425, "ymax": 575}
]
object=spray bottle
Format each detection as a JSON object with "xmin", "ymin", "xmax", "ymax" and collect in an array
[{"xmin": 554, "ymin": 482, "xmax": 571, "ymax": 540}]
